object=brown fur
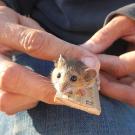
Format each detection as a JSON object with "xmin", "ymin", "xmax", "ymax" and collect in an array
[{"xmin": 51, "ymin": 55, "xmax": 97, "ymax": 94}]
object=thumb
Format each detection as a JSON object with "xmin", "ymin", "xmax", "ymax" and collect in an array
[
  {"xmin": 98, "ymin": 51, "xmax": 135, "ymax": 77},
  {"xmin": 82, "ymin": 16, "xmax": 127, "ymax": 53}
]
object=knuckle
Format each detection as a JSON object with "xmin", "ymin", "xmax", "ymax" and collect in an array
[{"xmin": 19, "ymin": 30, "xmax": 45, "ymax": 54}]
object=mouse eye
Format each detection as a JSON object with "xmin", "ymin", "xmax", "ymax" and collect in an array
[
  {"xmin": 70, "ymin": 75, "xmax": 77, "ymax": 82},
  {"xmin": 57, "ymin": 73, "xmax": 61, "ymax": 78}
]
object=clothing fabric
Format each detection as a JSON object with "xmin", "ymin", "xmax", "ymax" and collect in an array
[
  {"xmin": 0, "ymin": 53, "xmax": 135, "ymax": 135},
  {"xmin": 105, "ymin": 3, "xmax": 135, "ymax": 24}
]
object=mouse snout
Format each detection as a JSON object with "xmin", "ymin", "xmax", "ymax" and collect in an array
[
  {"xmin": 60, "ymin": 83, "xmax": 71, "ymax": 93},
  {"xmin": 60, "ymin": 83, "xmax": 67, "ymax": 92},
  {"xmin": 60, "ymin": 85, "xmax": 73, "ymax": 94}
]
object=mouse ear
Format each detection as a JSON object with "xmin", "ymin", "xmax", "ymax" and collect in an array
[
  {"xmin": 84, "ymin": 68, "xmax": 97, "ymax": 81},
  {"xmin": 55, "ymin": 54, "xmax": 66, "ymax": 67}
]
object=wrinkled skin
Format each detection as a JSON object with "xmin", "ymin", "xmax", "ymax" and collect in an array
[
  {"xmin": 82, "ymin": 16, "xmax": 135, "ymax": 106},
  {"xmin": 0, "ymin": 5, "xmax": 99, "ymax": 115},
  {"xmin": 1, "ymin": 1, "xmax": 135, "ymax": 115}
]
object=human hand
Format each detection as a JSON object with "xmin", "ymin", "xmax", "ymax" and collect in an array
[
  {"xmin": 82, "ymin": 15, "xmax": 135, "ymax": 53},
  {"xmin": 99, "ymin": 53, "xmax": 135, "ymax": 106},
  {"xmin": 82, "ymin": 15, "xmax": 135, "ymax": 106},
  {"xmin": 0, "ymin": 6, "xmax": 99, "ymax": 114}
]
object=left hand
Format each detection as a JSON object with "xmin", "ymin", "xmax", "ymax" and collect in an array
[
  {"xmin": 0, "ymin": 6, "xmax": 100, "ymax": 115},
  {"xmin": 81, "ymin": 15, "xmax": 135, "ymax": 106}
]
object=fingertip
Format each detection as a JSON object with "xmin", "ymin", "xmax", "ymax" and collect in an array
[{"xmin": 81, "ymin": 56, "xmax": 100, "ymax": 72}]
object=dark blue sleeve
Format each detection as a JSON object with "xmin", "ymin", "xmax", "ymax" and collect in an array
[{"xmin": 104, "ymin": 3, "xmax": 135, "ymax": 24}]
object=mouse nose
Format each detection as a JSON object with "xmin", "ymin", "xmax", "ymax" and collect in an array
[
  {"xmin": 60, "ymin": 84, "xmax": 73, "ymax": 94},
  {"xmin": 60, "ymin": 83, "xmax": 69, "ymax": 93}
]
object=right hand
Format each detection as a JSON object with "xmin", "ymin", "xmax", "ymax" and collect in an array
[
  {"xmin": 82, "ymin": 15, "xmax": 135, "ymax": 106},
  {"xmin": 0, "ymin": 6, "xmax": 99, "ymax": 114}
]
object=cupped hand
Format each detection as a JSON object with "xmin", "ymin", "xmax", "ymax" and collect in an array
[
  {"xmin": 82, "ymin": 15, "xmax": 135, "ymax": 106},
  {"xmin": 0, "ymin": 6, "xmax": 99, "ymax": 114}
]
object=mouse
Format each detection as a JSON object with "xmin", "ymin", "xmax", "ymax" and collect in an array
[{"xmin": 51, "ymin": 55, "xmax": 99, "ymax": 96}]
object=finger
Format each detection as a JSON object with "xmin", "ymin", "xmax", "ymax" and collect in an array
[
  {"xmin": 0, "ymin": 90, "xmax": 38, "ymax": 115},
  {"xmin": 98, "ymin": 51, "xmax": 135, "ymax": 77},
  {"xmin": 0, "ymin": 19, "xmax": 77, "ymax": 61},
  {"xmin": 0, "ymin": 7, "xmax": 100, "ymax": 64},
  {"xmin": 82, "ymin": 16, "xmax": 134, "ymax": 53},
  {"xmin": 119, "ymin": 76, "xmax": 134, "ymax": 85},
  {"xmin": 0, "ymin": 54, "xmax": 56, "ymax": 104},
  {"xmin": 0, "ymin": 6, "xmax": 43, "ymax": 31},
  {"xmin": 18, "ymin": 15, "xmax": 44, "ymax": 31},
  {"xmin": 100, "ymin": 73, "xmax": 135, "ymax": 106},
  {"xmin": 119, "ymin": 73, "xmax": 135, "ymax": 85},
  {"xmin": 81, "ymin": 56, "xmax": 100, "ymax": 72},
  {"xmin": 0, "ymin": 7, "xmax": 73, "ymax": 61}
]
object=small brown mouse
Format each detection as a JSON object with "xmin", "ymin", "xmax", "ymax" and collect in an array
[{"xmin": 51, "ymin": 55, "xmax": 98, "ymax": 96}]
